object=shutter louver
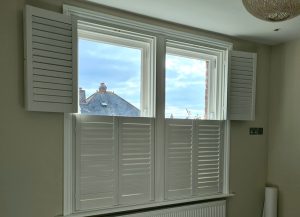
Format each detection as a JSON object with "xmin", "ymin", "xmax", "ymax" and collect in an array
[
  {"xmin": 76, "ymin": 116, "xmax": 117, "ymax": 210},
  {"xmin": 118, "ymin": 118, "xmax": 154, "ymax": 205},
  {"xmin": 165, "ymin": 119, "xmax": 193, "ymax": 199},
  {"xmin": 24, "ymin": 5, "xmax": 77, "ymax": 113},
  {"xmin": 229, "ymin": 50, "xmax": 256, "ymax": 120},
  {"xmin": 195, "ymin": 120, "xmax": 224, "ymax": 195}
]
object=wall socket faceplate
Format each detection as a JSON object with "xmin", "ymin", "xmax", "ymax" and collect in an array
[{"xmin": 249, "ymin": 127, "xmax": 263, "ymax": 135}]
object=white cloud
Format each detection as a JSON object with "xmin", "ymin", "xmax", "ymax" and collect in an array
[
  {"xmin": 166, "ymin": 55, "xmax": 207, "ymax": 76},
  {"xmin": 165, "ymin": 54, "xmax": 207, "ymax": 91}
]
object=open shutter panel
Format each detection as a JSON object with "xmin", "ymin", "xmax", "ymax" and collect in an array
[
  {"xmin": 165, "ymin": 119, "xmax": 193, "ymax": 199},
  {"xmin": 76, "ymin": 116, "xmax": 117, "ymax": 210},
  {"xmin": 24, "ymin": 5, "xmax": 77, "ymax": 112},
  {"xmin": 194, "ymin": 120, "xmax": 224, "ymax": 196},
  {"xmin": 118, "ymin": 117, "xmax": 154, "ymax": 205},
  {"xmin": 229, "ymin": 50, "xmax": 256, "ymax": 120}
]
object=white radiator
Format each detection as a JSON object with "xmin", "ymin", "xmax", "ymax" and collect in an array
[{"xmin": 120, "ymin": 200, "xmax": 226, "ymax": 217}]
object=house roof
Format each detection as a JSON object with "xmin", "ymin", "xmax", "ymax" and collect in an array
[{"xmin": 80, "ymin": 83, "xmax": 140, "ymax": 117}]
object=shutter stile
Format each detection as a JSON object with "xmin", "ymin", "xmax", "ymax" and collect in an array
[
  {"xmin": 24, "ymin": 5, "xmax": 77, "ymax": 112},
  {"xmin": 229, "ymin": 51, "xmax": 256, "ymax": 120},
  {"xmin": 118, "ymin": 117, "xmax": 154, "ymax": 205},
  {"xmin": 165, "ymin": 119, "xmax": 193, "ymax": 199},
  {"xmin": 76, "ymin": 116, "xmax": 117, "ymax": 210},
  {"xmin": 195, "ymin": 120, "xmax": 224, "ymax": 196}
]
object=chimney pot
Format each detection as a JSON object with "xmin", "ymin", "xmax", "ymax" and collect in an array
[{"xmin": 99, "ymin": 83, "xmax": 107, "ymax": 93}]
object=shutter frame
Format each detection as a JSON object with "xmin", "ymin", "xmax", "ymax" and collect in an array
[
  {"xmin": 24, "ymin": 5, "xmax": 78, "ymax": 113},
  {"xmin": 228, "ymin": 50, "xmax": 256, "ymax": 120}
]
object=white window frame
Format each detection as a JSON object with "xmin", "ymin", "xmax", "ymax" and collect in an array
[{"xmin": 63, "ymin": 4, "xmax": 232, "ymax": 217}]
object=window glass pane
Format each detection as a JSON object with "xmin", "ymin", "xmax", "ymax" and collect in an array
[
  {"xmin": 165, "ymin": 53, "xmax": 208, "ymax": 119},
  {"xmin": 79, "ymin": 38, "xmax": 142, "ymax": 117}
]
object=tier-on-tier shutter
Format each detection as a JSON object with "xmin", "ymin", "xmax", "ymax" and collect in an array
[
  {"xmin": 194, "ymin": 120, "xmax": 224, "ymax": 196},
  {"xmin": 76, "ymin": 116, "xmax": 117, "ymax": 210},
  {"xmin": 24, "ymin": 5, "xmax": 77, "ymax": 112},
  {"xmin": 165, "ymin": 119, "xmax": 193, "ymax": 199},
  {"xmin": 229, "ymin": 50, "xmax": 256, "ymax": 120},
  {"xmin": 118, "ymin": 117, "xmax": 154, "ymax": 205}
]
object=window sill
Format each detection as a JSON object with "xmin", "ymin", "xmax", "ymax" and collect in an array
[{"xmin": 60, "ymin": 193, "xmax": 234, "ymax": 217}]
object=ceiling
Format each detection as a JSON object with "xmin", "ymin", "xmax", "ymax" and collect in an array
[{"xmin": 87, "ymin": 0, "xmax": 300, "ymax": 45}]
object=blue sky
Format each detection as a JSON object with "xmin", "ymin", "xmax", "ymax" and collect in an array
[{"xmin": 79, "ymin": 38, "xmax": 207, "ymax": 119}]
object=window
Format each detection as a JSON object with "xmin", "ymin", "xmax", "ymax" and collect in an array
[
  {"xmin": 61, "ymin": 5, "xmax": 231, "ymax": 216},
  {"xmin": 78, "ymin": 22, "xmax": 155, "ymax": 117},
  {"xmin": 165, "ymin": 52, "xmax": 208, "ymax": 119},
  {"xmin": 165, "ymin": 42, "xmax": 220, "ymax": 120},
  {"xmin": 164, "ymin": 42, "xmax": 226, "ymax": 201}
]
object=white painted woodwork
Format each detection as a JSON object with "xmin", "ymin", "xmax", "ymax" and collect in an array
[
  {"xmin": 24, "ymin": 5, "xmax": 78, "ymax": 112},
  {"xmin": 165, "ymin": 119, "xmax": 224, "ymax": 199},
  {"xmin": 118, "ymin": 118, "xmax": 154, "ymax": 205},
  {"xmin": 76, "ymin": 116, "xmax": 154, "ymax": 211},
  {"xmin": 76, "ymin": 115, "xmax": 117, "ymax": 210},
  {"xmin": 229, "ymin": 51, "xmax": 257, "ymax": 120}
]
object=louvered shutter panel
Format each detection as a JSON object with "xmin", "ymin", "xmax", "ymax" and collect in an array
[
  {"xmin": 165, "ymin": 119, "xmax": 193, "ymax": 199},
  {"xmin": 76, "ymin": 116, "xmax": 117, "ymax": 210},
  {"xmin": 24, "ymin": 5, "xmax": 77, "ymax": 112},
  {"xmin": 229, "ymin": 50, "xmax": 256, "ymax": 120},
  {"xmin": 118, "ymin": 117, "xmax": 154, "ymax": 205},
  {"xmin": 194, "ymin": 120, "xmax": 224, "ymax": 195}
]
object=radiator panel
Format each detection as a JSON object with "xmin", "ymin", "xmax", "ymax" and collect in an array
[{"xmin": 119, "ymin": 200, "xmax": 226, "ymax": 217}]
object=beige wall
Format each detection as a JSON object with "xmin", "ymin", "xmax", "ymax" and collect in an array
[
  {"xmin": 0, "ymin": 0, "xmax": 270, "ymax": 217},
  {"xmin": 268, "ymin": 39, "xmax": 300, "ymax": 217},
  {"xmin": 228, "ymin": 45, "xmax": 270, "ymax": 217}
]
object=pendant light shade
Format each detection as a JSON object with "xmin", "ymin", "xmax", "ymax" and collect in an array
[{"xmin": 242, "ymin": 0, "xmax": 300, "ymax": 22}]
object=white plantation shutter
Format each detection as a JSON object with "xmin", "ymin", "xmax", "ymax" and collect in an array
[
  {"xmin": 194, "ymin": 120, "xmax": 224, "ymax": 195},
  {"xmin": 165, "ymin": 119, "xmax": 193, "ymax": 199},
  {"xmin": 76, "ymin": 116, "xmax": 154, "ymax": 211},
  {"xmin": 24, "ymin": 5, "xmax": 77, "ymax": 112},
  {"xmin": 165, "ymin": 119, "xmax": 224, "ymax": 199},
  {"xmin": 76, "ymin": 116, "xmax": 117, "ymax": 210},
  {"xmin": 118, "ymin": 118, "xmax": 154, "ymax": 205},
  {"xmin": 229, "ymin": 50, "xmax": 257, "ymax": 120}
]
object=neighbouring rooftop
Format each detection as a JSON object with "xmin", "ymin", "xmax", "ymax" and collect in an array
[{"xmin": 79, "ymin": 83, "xmax": 140, "ymax": 116}]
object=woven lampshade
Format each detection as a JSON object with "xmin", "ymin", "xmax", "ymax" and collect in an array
[{"xmin": 242, "ymin": 0, "xmax": 300, "ymax": 22}]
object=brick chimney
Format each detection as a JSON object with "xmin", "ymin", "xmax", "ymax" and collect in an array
[
  {"xmin": 99, "ymin": 82, "xmax": 107, "ymax": 93},
  {"xmin": 79, "ymin": 87, "xmax": 86, "ymax": 103}
]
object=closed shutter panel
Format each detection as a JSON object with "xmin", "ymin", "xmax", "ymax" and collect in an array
[
  {"xmin": 76, "ymin": 116, "xmax": 117, "ymax": 210},
  {"xmin": 118, "ymin": 117, "xmax": 154, "ymax": 205},
  {"xmin": 194, "ymin": 120, "xmax": 224, "ymax": 195},
  {"xmin": 229, "ymin": 50, "xmax": 256, "ymax": 120},
  {"xmin": 165, "ymin": 119, "xmax": 193, "ymax": 199},
  {"xmin": 24, "ymin": 5, "xmax": 77, "ymax": 113}
]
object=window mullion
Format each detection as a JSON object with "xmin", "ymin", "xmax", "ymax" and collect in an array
[{"xmin": 154, "ymin": 35, "xmax": 166, "ymax": 202}]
